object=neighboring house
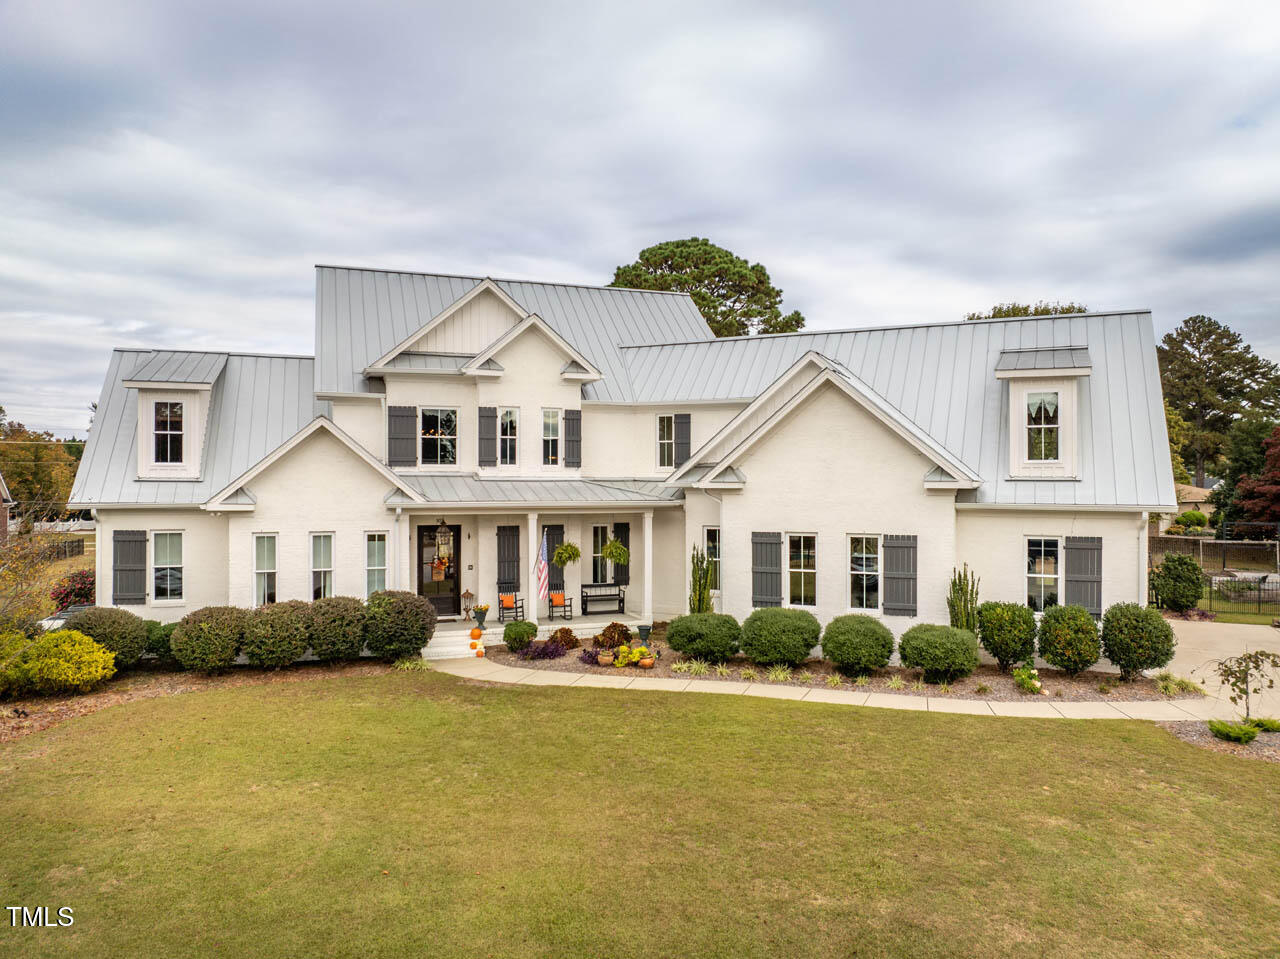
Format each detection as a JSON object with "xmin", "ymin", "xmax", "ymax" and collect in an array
[
  {"xmin": 1175, "ymin": 483, "xmax": 1214, "ymax": 518},
  {"xmin": 69, "ymin": 266, "xmax": 1176, "ymax": 657},
  {"xmin": 0, "ymin": 467, "xmax": 11, "ymax": 544}
]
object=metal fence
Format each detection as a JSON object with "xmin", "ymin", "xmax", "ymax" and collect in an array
[
  {"xmin": 1201, "ymin": 576, "xmax": 1280, "ymax": 617},
  {"xmin": 1149, "ymin": 534, "xmax": 1279, "ymax": 573},
  {"xmin": 44, "ymin": 538, "xmax": 85, "ymax": 561}
]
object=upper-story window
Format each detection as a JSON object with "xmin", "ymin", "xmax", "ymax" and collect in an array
[
  {"xmin": 657, "ymin": 414, "xmax": 675, "ymax": 469},
  {"xmin": 542, "ymin": 409, "xmax": 560, "ymax": 465},
  {"xmin": 1026, "ymin": 392, "xmax": 1059, "ymax": 461},
  {"xmin": 154, "ymin": 401, "xmax": 183, "ymax": 464},
  {"xmin": 500, "ymin": 408, "xmax": 518, "ymax": 466},
  {"xmin": 1006, "ymin": 378, "xmax": 1077, "ymax": 479},
  {"xmin": 420, "ymin": 408, "xmax": 457, "ymax": 466}
]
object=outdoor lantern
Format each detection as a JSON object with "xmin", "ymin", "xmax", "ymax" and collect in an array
[{"xmin": 434, "ymin": 518, "xmax": 451, "ymax": 562}]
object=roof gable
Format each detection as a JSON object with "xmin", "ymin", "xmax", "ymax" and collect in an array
[
  {"xmin": 460, "ymin": 315, "xmax": 602, "ymax": 380},
  {"xmin": 368, "ymin": 279, "xmax": 527, "ymax": 371}
]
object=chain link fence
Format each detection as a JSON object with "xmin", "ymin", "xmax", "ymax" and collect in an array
[{"xmin": 1149, "ymin": 535, "xmax": 1279, "ymax": 573}]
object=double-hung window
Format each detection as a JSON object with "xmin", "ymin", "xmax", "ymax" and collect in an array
[
  {"xmin": 366, "ymin": 532, "xmax": 387, "ymax": 597},
  {"xmin": 1026, "ymin": 392, "xmax": 1060, "ymax": 461},
  {"xmin": 312, "ymin": 533, "xmax": 334, "ymax": 600},
  {"xmin": 657, "ymin": 414, "xmax": 675, "ymax": 469},
  {"xmin": 849, "ymin": 535, "xmax": 879, "ymax": 610},
  {"xmin": 254, "ymin": 534, "xmax": 277, "ymax": 606},
  {"xmin": 153, "ymin": 532, "xmax": 183, "ymax": 601},
  {"xmin": 154, "ymin": 401, "xmax": 183, "ymax": 464},
  {"xmin": 1026, "ymin": 537, "xmax": 1060, "ymax": 611},
  {"xmin": 788, "ymin": 534, "xmax": 817, "ymax": 607},
  {"xmin": 704, "ymin": 526, "xmax": 720, "ymax": 591},
  {"xmin": 542, "ymin": 409, "xmax": 560, "ymax": 465},
  {"xmin": 499, "ymin": 408, "xmax": 518, "ymax": 466},
  {"xmin": 420, "ymin": 408, "xmax": 457, "ymax": 465},
  {"xmin": 591, "ymin": 524, "xmax": 609, "ymax": 584}
]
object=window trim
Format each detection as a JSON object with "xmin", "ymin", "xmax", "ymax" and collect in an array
[
  {"xmin": 786, "ymin": 532, "xmax": 817, "ymax": 608},
  {"xmin": 1008, "ymin": 378, "xmax": 1077, "ymax": 479},
  {"xmin": 703, "ymin": 525, "xmax": 720, "ymax": 594},
  {"xmin": 657, "ymin": 414, "xmax": 675, "ymax": 470},
  {"xmin": 498, "ymin": 407, "xmax": 519, "ymax": 467},
  {"xmin": 1025, "ymin": 535, "xmax": 1062, "ymax": 613},
  {"xmin": 590, "ymin": 523, "xmax": 610, "ymax": 585},
  {"xmin": 365, "ymin": 531, "xmax": 388, "ymax": 598},
  {"xmin": 254, "ymin": 533, "xmax": 278, "ymax": 607},
  {"xmin": 311, "ymin": 532, "xmax": 334, "ymax": 600},
  {"xmin": 418, "ymin": 406, "xmax": 459, "ymax": 467},
  {"xmin": 542, "ymin": 408, "xmax": 561, "ymax": 466},
  {"xmin": 1025, "ymin": 390, "xmax": 1061, "ymax": 464},
  {"xmin": 847, "ymin": 533, "xmax": 881, "ymax": 612},
  {"xmin": 151, "ymin": 530, "xmax": 184, "ymax": 605}
]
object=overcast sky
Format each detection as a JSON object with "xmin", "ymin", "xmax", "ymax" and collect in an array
[{"xmin": 2, "ymin": 0, "xmax": 1278, "ymax": 435}]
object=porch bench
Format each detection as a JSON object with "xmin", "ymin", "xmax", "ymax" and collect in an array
[{"xmin": 581, "ymin": 584, "xmax": 625, "ymax": 615}]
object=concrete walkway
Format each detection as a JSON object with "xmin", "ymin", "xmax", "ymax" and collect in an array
[
  {"xmin": 432, "ymin": 657, "xmax": 1245, "ymax": 721},
  {"xmin": 1169, "ymin": 620, "xmax": 1280, "ymax": 714}
]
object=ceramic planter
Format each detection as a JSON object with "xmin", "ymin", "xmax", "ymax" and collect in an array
[
  {"xmin": 638, "ymin": 658, "xmax": 655, "ymax": 669},
  {"xmin": 596, "ymin": 652, "xmax": 614, "ymax": 667},
  {"xmin": 474, "ymin": 609, "xmax": 488, "ymax": 629}
]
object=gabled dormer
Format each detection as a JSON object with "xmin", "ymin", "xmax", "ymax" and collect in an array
[
  {"xmin": 123, "ymin": 351, "xmax": 227, "ymax": 481},
  {"xmin": 996, "ymin": 347, "xmax": 1091, "ymax": 481}
]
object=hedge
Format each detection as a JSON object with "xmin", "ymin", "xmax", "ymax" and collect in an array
[
  {"xmin": 2, "ymin": 629, "xmax": 116, "ymax": 696},
  {"xmin": 143, "ymin": 619, "xmax": 178, "ymax": 663},
  {"xmin": 306, "ymin": 596, "xmax": 367, "ymax": 661},
  {"xmin": 170, "ymin": 606, "xmax": 251, "ymax": 673},
  {"xmin": 821, "ymin": 615, "xmax": 893, "ymax": 675},
  {"xmin": 242, "ymin": 600, "xmax": 310, "ymax": 668},
  {"xmin": 897, "ymin": 624, "xmax": 979, "ymax": 683},
  {"xmin": 665, "ymin": 613, "xmax": 741, "ymax": 663},
  {"xmin": 1101, "ymin": 603, "xmax": 1176, "ymax": 680},
  {"xmin": 64, "ymin": 607, "xmax": 147, "ymax": 669},
  {"xmin": 364, "ymin": 590, "xmax": 437, "ymax": 661},
  {"xmin": 976, "ymin": 601, "xmax": 1037, "ymax": 672},
  {"xmin": 1036, "ymin": 605, "xmax": 1100, "ymax": 675},
  {"xmin": 741, "ymin": 608, "xmax": 820, "ymax": 666}
]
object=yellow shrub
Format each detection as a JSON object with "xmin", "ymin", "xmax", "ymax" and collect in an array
[{"xmin": 5, "ymin": 629, "xmax": 116, "ymax": 697}]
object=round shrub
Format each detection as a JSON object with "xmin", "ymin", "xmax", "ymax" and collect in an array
[
  {"xmin": 1036, "ymin": 605, "xmax": 1100, "ymax": 675},
  {"xmin": 897, "ymin": 624, "xmax": 979, "ymax": 683},
  {"xmin": 503, "ymin": 620, "xmax": 538, "ymax": 652},
  {"xmin": 1101, "ymin": 602, "xmax": 1176, "ymax": 681},
  {"xmin": 548, "ymin": 626, "xmax": 580, "ymax": 650},
  {"xmin": 242, "ymin": 600, "xmax": 309, "ymax": 668},
  {"xmin": 170, "ymin": 606, "xmax": 251, "ymax": 673},
  {"xmin": 50, "ymin": 568, "xmax": 95, "ymax": 611},
  {"xmin": 7, "ymin": 630, "xmax": 116, "ymax": 695},
  {"xmin": 1151, "ymin": 554, "xmax": 1204, "ymax": 613},
  {"xmin": 1176, "ymin": 510, "xmax": 1208, "ymax": 528},
  {"xmin": 976, "ymin": 601, "xmax": 1037, "ymax": 672},
  {"xmin": 64, "ymin": 607, "xmax": 147, "ymax": 669},
  {"xmin": 665, "ymin": 613, "xmax": 742, "ymax": 663},
  {"xmin": 741, "ymin": 608, "xmax": 820, "ymax": 667},
  {"xmin": 306, "ymin": 596, "xmax": 367, "ymax": 661},
  {"xmin": 143, "ymin": 619, "xmax": 178, "ymax": 663},
  {"xmin": 364, "ymin": 590, "xmax": 437, "ymax": 661},
  {"xmin": 821, "ymin": 614, "xmax": 893, "ymax": 675}
]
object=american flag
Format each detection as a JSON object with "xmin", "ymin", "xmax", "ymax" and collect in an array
[{"xmin": 535, "ymin": 531, "xmax": 550, "ymax": 600}]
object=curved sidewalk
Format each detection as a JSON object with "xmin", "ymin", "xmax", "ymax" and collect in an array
[{"xmin": 432, "ymin": 658, "xmax": 1240, "ymax": 721}]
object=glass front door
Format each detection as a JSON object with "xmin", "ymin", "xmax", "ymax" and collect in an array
[{"xmin": 417, "ymin": 524, "xmax": 461, "ymax": 617}]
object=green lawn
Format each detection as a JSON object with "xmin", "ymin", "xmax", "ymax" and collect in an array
[{"xmin": 2, "ymin": 670, "xmax": 1279, "ymax": 958}]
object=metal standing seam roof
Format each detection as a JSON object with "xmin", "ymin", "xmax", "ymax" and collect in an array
[
  {"xmin": 377, "ymin": 352, "xmax": 505, "ymax": 373},
  {"xmin": 313, "ymin": 266, "xmax": 712, "ymax": 399},
  {"xmin": 123, "ymin": 350, "xmax": 229, "ymax": 385},
  {"xmin": 995, "ymin": 346, "xmax": 1091, "ymax": 372},
  {"xmin": 399, "ymin": 474, "xmax": 682, "ymax": 506},
  {"xmin": 70, "ymin": 349, "xmax": 328, "ymax": 507}
]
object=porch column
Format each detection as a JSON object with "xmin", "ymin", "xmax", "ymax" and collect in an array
[
  {"xmin": 642, "ymin": 509, "xmax": 654, "ymax": 623},
  {"xmin": 526, "ymin": 510, "xmax": 539, "ymax": 625}
]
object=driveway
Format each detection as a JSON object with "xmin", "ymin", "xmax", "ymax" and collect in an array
[{"xmin": 1169, "ymin": 620, "xmax": 1280, "ymax": 715}]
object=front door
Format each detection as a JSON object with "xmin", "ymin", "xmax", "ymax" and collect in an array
[{"xmin": 417, "ymin": 524, "xmax": 462, "ymax": 617}]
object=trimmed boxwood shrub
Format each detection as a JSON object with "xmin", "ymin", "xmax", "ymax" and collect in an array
[
  {"xmin": 1101, "ymin": 602, "xmax": 1176, "ymax": 680},
  {"xmin": 665, "ymin": 613, "xmax": 741, "ymax": 663},
  {"xmin": 821, "ymin": 614, "xmax": 893, "ymax": 675},
  {"xmin": 741, "ymin": 608, "xmax": 820, "ymax": 666},
  {"xmin": 143, "ymin": 619, "xmax": 178, "ymax": 663},
  {"xmin": 1151, "ymin": 554, "xmax": 1204, "ymax": 613},
  {"xmin": 976, "ymin": 601, "xmax": 1037, "ymax": 672},
  {"xmin": 242, "ymin": 600, "xmax": 309, "ymax": 668},
  {"xmin": 1036, "ymin": 604, "xmax": 1100, "ymax": 675},
  {"xmin": 898, "ymin": 624, "xmax": 979, "ymax": 683},
  {"xmin": 364, "ymin": 590, "xmax": 438, "ymax": 661},
  {"xmin": 306, "ymin": 596, "xmax": 367, "ymax": 661},
  {"xmin": 64, "ymin": 607, "xmax": 147, "ymax": 669},
  {"xmin": 1176, "ymin": 510, "xmax": 1208, "ymax": 528},
  {"xmin": 3, "ymin": 629, "xmax": 116, "ymax": 695},
  {"xmin": 503, "ymin": 620, "xmax": 538, "ymax": 652},
  {"xmin": 170, "ymin": 606, "xmax": 251, "ymax": 673}
]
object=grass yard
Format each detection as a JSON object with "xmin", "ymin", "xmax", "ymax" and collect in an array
[{"xmin": 2, "ymin": 670, "xmax": 1279, "ymax": 958}]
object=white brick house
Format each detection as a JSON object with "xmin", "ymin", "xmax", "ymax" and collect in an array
[{"xmin": 69, "ymin": 266, "xmax": 1175, "ymax": 657}]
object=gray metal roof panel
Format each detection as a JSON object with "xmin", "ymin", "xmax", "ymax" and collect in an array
[
  {"xmin": 995, "ymin": 346, "xmax": 1091, "ymax": 371},
  {"xmin": 124, "ymin": 350, "xmax": 229, "ymax": 385},
  {"xmin": 400, "ymin": 474, "xmax": 682, "ymax": 505}
]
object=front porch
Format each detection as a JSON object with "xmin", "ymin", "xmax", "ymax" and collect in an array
[{"xmin": 426, "ymin": 612, "xmax": 647, "ymax": 660}]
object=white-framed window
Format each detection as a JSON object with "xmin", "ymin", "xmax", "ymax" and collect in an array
[
  {"xmin": 366, "ymin": 532, "xmax": 387, "ymax": 597},
  {"xmin": 420, "ymin": 408, "xmax": 457, "ymax": 465},
  {"xmin": 154, "ymin": 401, "xmax": 184, "ymax": 464},
  {"xmin": 848, "ymin": 535, "xmax": 880, "ymax": 610},
  {"xmin": 499, "ymin": 408, "xmax": 518, "ymax": 466},
  {"xmin": 254, "ymin": 534, "xmax": 277, "ymax": 606},
  {"xmin": 153, "ymin": 531, "xmax": 183, "ymax": 601},
  {"xmin": 787, "ymin": 533, "xmax": 817, "ymax": 607},
  {"xmin": 1026, "ymin": 537, "xmax": 1060, "ymax": 612},
  {"xmin": 311, "ymin": 533, "xmax": 334, "ymax": 600},
  {"xmin": 704, "ymin": 526, "xmax": 720, "ymax": 592},
  {"xmin": 542, "ymin": 409, "xmax": 560, "ymax": 465},
  {"xmin": 657, "ymin": 414, "xmax": 675, "ymax": 469},
  {"xmin": 591, "ymin": 524, "xmax": 609, "ymax": 584},
  {"xmin": 1026, "ymin": 391, "xmax": 1060, "ymax": 462}
]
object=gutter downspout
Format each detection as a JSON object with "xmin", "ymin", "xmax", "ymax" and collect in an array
[{"xmin": 1138, "ymin": 511, "xmax": 1148, "ymax": 604}]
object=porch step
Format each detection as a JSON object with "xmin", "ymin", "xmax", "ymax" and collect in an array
[{"xmin": 422, "ymin": 634, "xmax": 481, "ymax": 661}]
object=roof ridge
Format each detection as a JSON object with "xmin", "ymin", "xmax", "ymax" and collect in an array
[
  {"xmin": 113, "ymin": 346, "xmax": 315, "ymax": 361},
  {"xmin": 313, "ymin": 263, "xmax": 696, "ymax": 297}
]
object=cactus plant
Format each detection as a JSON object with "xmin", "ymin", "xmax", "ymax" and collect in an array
[
  {"xmin": 689, "ymin": 545, "xmax": 713, "ymax": 614},
  {"xmin": 947, "ymin": 564, "xmax": 981, "ymax": 632}
]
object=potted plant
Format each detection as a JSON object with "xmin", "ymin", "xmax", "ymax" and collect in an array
[
  {"xmin": 552, "ymin": 542, "xmax": 582, "ymax": 569},
  {"xmin": 473, "ymin": 604, "xmax": 489, "ymax": 629},
  {"xmin": 601, "ymin": 537, "xmax": 630, "ymax": 568},
  {"xmin": 596, "ymin": 649, "xmax": 615, "ymax": 667},
  {"xmin": 637, "ymin": 645, "xmax": 655, "ymax": 668}
]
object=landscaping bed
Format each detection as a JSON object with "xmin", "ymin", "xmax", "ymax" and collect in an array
[{"xmin": 1160, "ymin": 720, "xmax": 1280, "ymax": 765}]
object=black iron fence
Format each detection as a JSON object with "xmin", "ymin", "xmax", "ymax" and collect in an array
[
  {"xmin": 1151, "ymin": 566, "xmax": 1280, "ymax": 617},
  {"xmin": 1149, "ymin": 534, "xmax": 1278, "ymax": 573},
  {"xmin": 44, "ymin": 538, "xmax": 85, "ymax": 561}
]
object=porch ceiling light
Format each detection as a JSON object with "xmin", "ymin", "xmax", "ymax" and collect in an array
[{"xmin": 434, "ymin": 518, "xmax": 450, "ymax": 561}]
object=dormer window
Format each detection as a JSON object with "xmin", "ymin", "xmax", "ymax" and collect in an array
[
  {"xmin": 154, "ymin": 401, "xmax": 184, "ymax": 464},
  {"xmin": 1026, "ymin": 392, "xmax": 1059, "ymax": 462}
]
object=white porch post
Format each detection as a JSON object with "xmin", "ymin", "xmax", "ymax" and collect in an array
[
  {"xmin": 527, "ymin": 510, "xmax": 539, "ymax": 625},
  {"xmin": 642, "ymin": 509, "xmax": 654, "ymax": 624}
]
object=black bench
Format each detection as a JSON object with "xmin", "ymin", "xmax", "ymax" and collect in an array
[{"xmin": 581, "ymin": 583, "xmax": 625, "ymax": 615}]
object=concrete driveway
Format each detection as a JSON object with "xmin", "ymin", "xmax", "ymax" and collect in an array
[{"xmin": 1169, "ymin": 620, "xmax": 1280, "ymax": 715}]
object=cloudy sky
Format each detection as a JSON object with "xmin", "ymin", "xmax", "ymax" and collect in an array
[{"xmin": 2, "ymin": 0, "xmax": 1278, "ymax": 435}]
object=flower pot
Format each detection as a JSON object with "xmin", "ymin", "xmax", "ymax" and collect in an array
[
  {"xmin": 474, "ymin": 609, "xmax": 488, "ymax": 629},
  {"xmin": 470, "ymin": 627, "xmax": 483, "ymax": 641},
  {"xmin": 638, "ymin": 625, "xmax": 652, "ymax": 642},
  {"xmin": 596, "ymin": 653, "xmax": 614, "ymax": 667},
  {"xmin": 638, "ymin": 658, "xmax": 655, "ymax": 669}
]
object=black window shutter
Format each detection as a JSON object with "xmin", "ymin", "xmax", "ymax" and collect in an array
[
  {"xmin": 113, "ymin": 529, "xmax": 147, "ymax": 605},
  {"xmin": 674, "ymin": 413, "xmax": 691, "ymax": 467},
  {"xmin": 882, "ymin": 535, "xmax": 918, "ymax": 616},
  {"xmin": 1064, "ymin": 536, "xmax": 1103, "ymax": 618},
  {"xmin": 496, "ymin": 525, "xmax": 520, "ymax": 591},
  {"xmin": 612, "ymin": 522, "xmax": 630, "ymax": 585},
  {"xmin": 477, "ymin": 407, "xmax": 497, "ymax": 468},
  {"xmin": 751, "ymin": 532, "xmax": 782, "ymax": 607},
  {"xmin": 387, "ymin": 406, "xmax": 417, "ymax": 467},
  {"xmin": 543, "ymin": 524, "xmax": 565, "ymax": 591},
  {"xmin": 564, "ymin": 409, "xmax": 582, "ymax": 468}
]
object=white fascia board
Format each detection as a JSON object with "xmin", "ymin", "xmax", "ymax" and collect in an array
[
  {"xmin": 461, "ymin": 314, "xmax": 603, "ymax": 379},
  {"xmin": 953, "ymin": 502, "xmax": 1169, "ymax": 512},
  {"xmin": 393, "ymin": 500, "xmax": 683, "ymax": 512},
  {"xmin": 68, "ymin": 501, "xmax": 205, "ymax": 510},
  {"xmin": 367, "ymin": 278, "xmax": 529, "ymax": 370},
  {"xmin": 316, "ymin": 390, "xmax": 385, "ymax": 401},
  {"xmin": 122, "ymin": 380, "xmax": 214, "ymax": 391},
  {"xmin": 995, "ymin": 367, "xmax": 1091, "ymax": 380}
]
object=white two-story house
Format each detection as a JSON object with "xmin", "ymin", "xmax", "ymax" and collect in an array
[{"xmin": 70, "ymin": 265, "xmax": 1175, "ymax": 657}]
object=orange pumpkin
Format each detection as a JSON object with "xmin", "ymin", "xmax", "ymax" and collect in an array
[
  {"xmin": 475, "ymin": 648, "xmax": 486, "ymax": 658},
  {"xmin": 470, "ymin": 627, "xmax": 483, "ymax": 640},
  {"xmin": 469, "ymin": 640, "xmax": 479, "ymax": 650}
]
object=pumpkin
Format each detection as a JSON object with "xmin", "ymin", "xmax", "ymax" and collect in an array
[{"xmin": 470, "ymin": 627, "xmax": 483, "ymax": 640}]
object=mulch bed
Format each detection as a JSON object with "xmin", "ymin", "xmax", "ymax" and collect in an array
[
  {"xmin": 1160, "ymin": 721, "xmax": 1280, "ymax": 765},
  {"xmin": 0, "ymin": 661, "xmax": 394, "ymax": 743},
  {"xmin": 484, "ymin": 645, "xmax": 1201, "ymax": 703}
]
